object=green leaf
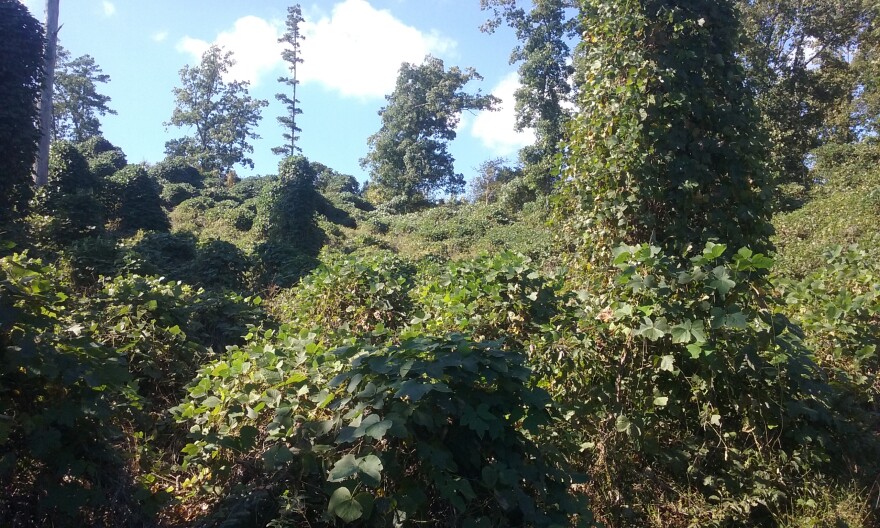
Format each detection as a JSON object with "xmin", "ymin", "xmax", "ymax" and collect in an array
[
  {"xmin": 636, "ymin": 316, "xmax": 668, "ymax": 341},
  {"xmin": 393, "ymin": 379, "xmax": 433, "ymax": 402},
  {"xmin": 328, "ymin": 486, "xmax": 363, "ymax": 522},
  {"xmin": 653, "ymin": 396, "xmax": 669, "ymax": 407},
  {"xmin": 364, "ymin": 418, "xmax": 393, "ymax": 441},
  {"xmin": 357, "ymin": 454, "xmax": 383, "ymax": 486},
  {"xmin": 328, "ymin": 454, "xmax": 359, "ymax": 482},
  {"xmin": 710, "ymin": 266, "xmax": 736, "ymax": 295},
  {"xmin": 615, "ymin": 414, "xmax": 631, "ymax": 433},
  {"xmin": 262, "ymin": 443, "xmax": 294, "ymax": 468},
  {"xmin": 659, "ymin": 355, "xmax": 675, "ymax": 372},
  {"xmin": 238, "ymin": 425, "xmax": 258, "ymax": 451},
  {"xmin": 461, "ymin": 405, "xmax": 490, "ymax": 438}
]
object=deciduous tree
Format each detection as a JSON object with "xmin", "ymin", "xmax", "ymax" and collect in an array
[
  {"xmin": 738, "ymin": 0, "xmax": 877, "ymax": 190},
  {"xmin": 165, "ymin": 45, "xmax": 268, "ymax": 180},
  {"xmin": 361, "ymin": 56, "xmax": 498, "ymax": 205},
  {"xmin": 480, "ymin": 0, "xmax": 577, "ymax": 193}
]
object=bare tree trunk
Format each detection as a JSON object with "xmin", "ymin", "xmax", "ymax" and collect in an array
[{"xmin": 33, "ymin": 0, "xmax": 60, "ymax": 187}]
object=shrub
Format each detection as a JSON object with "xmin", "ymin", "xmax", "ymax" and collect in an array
[
  {"xmin": 105, "ymin": 165, "xmax": 169, "ymax": 233},
  {"xmin": 29, "ymin": 141, "xmax": 105, "ymax": 246},
  {"xmin": 160, "ymin": 182, "xmax": 198, "ymax": 207},
  {"xmin": 76, "ymin": 136, "xmax": 127, "ymax": 178},
  {"xmin": 271, "ymin": 252, "xmax": 415, "ymax": 336},
  {"xmin": 0, "ymin": 252, "xmax": 154, "ymax": 525},
  {"xmin": 171, "ymin": 330, "xmax": 591, "ymax": 526},
  {"xmin": 412, "ymin": 252, "xmax": 567, "ymax": 346},
  {"xmin": 149, "ymin": 156, "xmax": 203, "ymax": 187},
  {"xmin": 192, "ymin": 239, "xmax": 251, "ymax": 291},
  {"xmin": 549, "ymin": 242, "xmax": 876, "ymax": 525},
  {"xmin": 773, "ymin": 142, "xmax": 880, "ymax": 277},
  {"xmin": 775, "ymin": 245, "xmax": 880, "ymax": 406}
]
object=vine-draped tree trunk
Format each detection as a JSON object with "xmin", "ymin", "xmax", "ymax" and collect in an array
[{"xmin": 34, "ymin": 0, "xmax": 60, "ymax": 187}]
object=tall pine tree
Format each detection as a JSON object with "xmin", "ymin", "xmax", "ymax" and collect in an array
[{"xmin": 273, "ymin": 4, "xmax": 305, "ymax": 156}]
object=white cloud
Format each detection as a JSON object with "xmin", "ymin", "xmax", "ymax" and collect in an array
[
  {"xmin": 176, "ymin": 16, "xmax": 284, "ymax": 87},
  {"xmin": 471, "ymin": 73, "xmax": 535, "ymax": 156},
  {"xmin": 102, "ymin": 0, "xmax": 115, "ymax": 17},
  {"xmin": 175, "ymin": 0, "xmax": 455, "ymax": 97},
  {"xmin": 152, "ymin": 30, "xmax": 169, "ymax": 43},
  {"xmin": 299, "ymin": 0, "xmax": 456, "ymax": 98}
]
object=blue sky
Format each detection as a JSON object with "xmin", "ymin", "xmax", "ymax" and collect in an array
[{"xmin": 20, "ymin": 0, "xmax": 536, "ymax": 184}]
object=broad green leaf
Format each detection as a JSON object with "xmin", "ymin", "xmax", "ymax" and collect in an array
[
  {"xmin": 328, "ymin": 454, "xmax": 359, "ymax": 482},
  {"xmin": 262, "ymin": 443, "xmax": 294, "ymax": 468},
  {"xmin": 364, "ymin": 418, "xmax": 393, "ymax": 441},
  {"xmin": 394, "ymin": 379, "xmax": 433, "ymax": 402},
  {"xmin": 357, "ymin": 454, "xmax": 383, "ymax": 486},
  {"xmin": 653, "ymin": 396, "xmax": 669, "ymax": 407},
  {"xmin": 636, "ymin": 316, "xmax": 668, "ymax": 341},
  {"xmin": 328, "ymin": 486, "xmax": 362, "ymax": 522},
  {"xmin": 710, "ymin": 266, "xmax": 736, "ymax": 295},
  {"xmin": 659, "ymin": 355, "xmax": 675, "ymax": 372}
]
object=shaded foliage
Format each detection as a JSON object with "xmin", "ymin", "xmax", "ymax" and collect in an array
[{"xmin": 0, "ymin": 0, "xmax": 44, "ymax": 224}]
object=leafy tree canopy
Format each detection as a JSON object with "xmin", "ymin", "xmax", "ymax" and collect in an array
[
  {"xmin": 165, "ymin": 45, "xmax": 268, "ymax": 180},
  {"xmin": 738, "ymin": 0, "xmax": 878, "ymax": 191},
  {"xmin": 481, "ymin": 0, "xmax": 578, "ymax": 193},
  {"xmin": 361, "ymin": 56, "xmax": 498, "ymax": 205}
]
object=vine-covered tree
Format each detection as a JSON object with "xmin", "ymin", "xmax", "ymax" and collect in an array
[
  {"xmin": 559, "ymin": 0, "xmax": 773, "ymax": 268},
  {"xmin": 273, "ymin": 4, "xmax": 305, "ymax": 157},
  {"xmin": 165, "ymin": 45, "xmax": 268, "ymax": 179},
  {"xmin": 481, "ymin": 0, "xmax": 577, "ymax": 193},
  {"xmin": 361, "ymin": 56, "xmax": 498, "ymax": 205},
  {"xmin": 0, "ymin": 0, "xmax": 44, "ymax": 222},
  {"xmin": 53, "ymin": 47, "xmax": 116, "ymax": 142},
  {"xmin": 469, "ymin": 158, "xmax": 519, "ymax": 204}
]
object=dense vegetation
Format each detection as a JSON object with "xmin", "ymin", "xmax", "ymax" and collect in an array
[{"xmin": 2, "ymin": 0, "xmax": 879, "ymax": 526}]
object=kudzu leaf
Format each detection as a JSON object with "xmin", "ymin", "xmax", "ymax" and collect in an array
[
  {"xmin": 364, "ymin": 418, "xmax": 392, "ymax": 441},
  {"xmin": 357, "ymin": 454, "xmax": 383, "ymax": 486},
  {"xmin": 328, "ymin": 486, "xmax": 362, "ymax": 522},
  {"xmin": 328, "ymin": 454, "xmax": 359, "ymax": 482}
]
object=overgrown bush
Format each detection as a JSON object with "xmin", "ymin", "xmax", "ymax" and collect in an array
[
  {"xmin": 171, "ymin": 330, "xmax": 592, "ymax": 526},
  {"xmin": 149, "ymin": 156, "xmax": 203, "ymax": 187},
  {"xmin": 160, "ymin": 182, "xmax": 198, "ymax": 207},
  {"xmin": 29, "ymin": 141, "xmax": 105, "ymax": 246},
  {"xmin": 776, "ymin": 245, "xmax": 880, "ymax": 407},
  {"xmin": 412, "ymin": 252, "xmax": 567, "ymax": 346},
  {"xmin": 773, "ymin": 141, "xmax": 880, "ymax": 277},
  {"xmin": 105, "ymin": 165, "xmax": 169, "ymax": 233},
  {"xmin": 549, "ymin": 242, "xmax": 876, "ymax": 525},
  {"xmin": 76, "ymin": 136, "xmax": 127, "ymax": 178},
  {"xmin": 271, "ymin": 252, "xmax": 415, "ymax": 336},
  {"xmin": 0, "ymin": 251, "xmax": 156, "ymax": 525}
]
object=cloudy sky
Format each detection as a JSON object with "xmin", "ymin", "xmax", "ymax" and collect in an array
[{"xmin": 20, "ymin": 0, "xmax": 536, "ymax": 182}]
